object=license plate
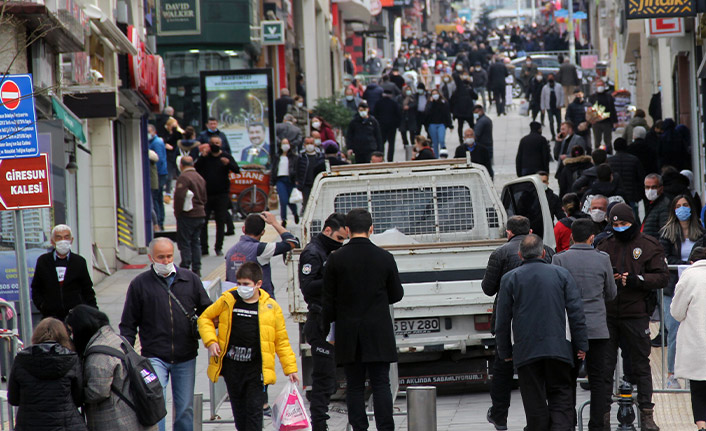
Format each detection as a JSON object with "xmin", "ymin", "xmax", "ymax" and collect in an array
[{"xmin": 394, "ymin": 318, "xmax": 441, "ymax": 335}]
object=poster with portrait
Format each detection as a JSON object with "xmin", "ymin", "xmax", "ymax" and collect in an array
[{"xmin": 199, "ymin": 69, "xmax": 275, "ymax": 168}]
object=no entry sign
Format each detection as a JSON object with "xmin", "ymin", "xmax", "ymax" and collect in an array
[
  {"xmin": 0, "ymin": 74, "xmax": 39, "ymax": 159},
  {"xmin": 0, "ymin": 154, "xmax": 51, "ymax": 210}
]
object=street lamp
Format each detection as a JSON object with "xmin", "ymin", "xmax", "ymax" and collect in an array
[
  {"xmin": 208, "ymin": 94, "xmax": 226, "ymax": 117},
  {"xmin": 247, "ymin": 93, "xmax": 264, "ymax": 123}
]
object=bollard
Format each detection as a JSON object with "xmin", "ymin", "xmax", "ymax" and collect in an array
[
  {"xmin": 407, "ymin": 386, "xmax": 437, "ymax": 431},
  {"xmin": 193, "ymin": 393, "xmax": 203, "ymax": 431},
  {"xmin": 616, "ymin": 381, "xmax": 636, "ymax": 431}
]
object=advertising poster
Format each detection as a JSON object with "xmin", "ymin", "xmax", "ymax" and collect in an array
[
  {"xmin": 199, "ymin": 69, "xmax": 275, "ymax": 168},
  {"xmin": 156, "ymin": 0, "xmax": 201, "ymax": 36}
]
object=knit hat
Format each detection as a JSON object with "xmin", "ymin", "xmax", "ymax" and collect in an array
[
  {"xmin": 530, "ymin": 121, "xmax": 542, "ymax": 132},
  {"xmin": 609, "ymin": 203, "xmax": 635, "ymax": 224}
]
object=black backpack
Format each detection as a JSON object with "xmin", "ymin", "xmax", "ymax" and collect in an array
[{"xmin": 85, "ymin": 337, "xmax": 167, "ymax": 426}]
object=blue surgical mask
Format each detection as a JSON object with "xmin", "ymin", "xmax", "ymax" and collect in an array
[
  {"xmin": 613, "ymin": 225, "xmax": 631, "ymax": 232},
  {"xmin": 675, "ymin": 206, "xmax": 691, "ymax": 221},
  {"xmin": 208, "ymin": 128, "xmax": 217, "ymax": 133}
]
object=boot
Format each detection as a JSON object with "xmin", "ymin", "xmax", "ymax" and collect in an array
[
  {"xmin": 603, "ymin": 411, "xmax": 611, "ymax": 431},
  {"xmin": 640, "ymin": 408, "xmax": 660, "ymax": 431}
]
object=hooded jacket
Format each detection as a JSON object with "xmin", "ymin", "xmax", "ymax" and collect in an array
[
  {"xmin": 198, "ymin": 288, "xmax": 298, "ymax": 384},
  {"xmin": 8, "ymin": 342, "xmax": 87, "ymax": 431},
  {"xmin": 557, "ymin": 155, "xmax": 593, "ymax": 197}
]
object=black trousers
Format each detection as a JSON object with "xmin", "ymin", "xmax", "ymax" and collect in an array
[
  {"xmin": 489, "ymin": 351, "xmax": 514, "ymax": 426},
  {"xmin": 456, "ymin": 117, "xmax": 474, "ymax": 143},
  {"xmin": 302, "ymin": 185, "xmax": 313, "ymax": 213},
  {"xmin": 176, "ymin": 216, "xmax": 205, "ymax": 273},
  {"xmin": 200, "ymin": 193, "xmax": 229, "ymax": 253},
  {"xmin": 344, "ymin": 361, "xmax": 394, "ymax": 431},
  {"xmin": 222, "ymin": 359, "xmax": 264, "ymax": 431},
  {"xmin": 399, "ymin": 119, "xmax": 416, "ymax": 147},
  {"xmin": 547, "ymin": 108, "xmax": 562, "ymax": 138},
  {"xmin": 531, "ymin": 106, "xmax": 545, "ymax": 124},
  {"xmin": 354, "ymin": 151, "xmax": 371, "ymax": 164},
  {"xmin": 518, "ymin": 358, "xmax": 574, "ymax": 431},
  {"xmin": 305, "ymin": 312, "xmax": 336, "ymax": 425},
  {"xmin": 380, "ymin": 126, "xmax": 396, "ymax": 161},
  {"xmin": 575, "ymin": 339, "xmax": 609, "ymax": 431},
  {"xmin": 604, "ymin": 317, "xmax": 653, "ymax": 411},
  {"xmin": 690, "ymin": 380, "xmax": 706, "ymax": 423},
  {"xmin": 492, "ymin": 88, "xmax": 506, "ymax": 115}
]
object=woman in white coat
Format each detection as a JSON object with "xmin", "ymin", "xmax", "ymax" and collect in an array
[{"xmin": 671, "ymin": 246, "xmax": 706, "ymax": 431}]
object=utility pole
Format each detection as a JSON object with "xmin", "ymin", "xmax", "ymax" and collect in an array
[{"xmin": 568, "ymin": 0, "xmax": 576, "ymax": 64}]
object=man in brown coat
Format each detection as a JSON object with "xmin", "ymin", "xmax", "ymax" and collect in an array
[{"xmin": 173, "ymin": 156, "xmax": 207, "ymax": 277}]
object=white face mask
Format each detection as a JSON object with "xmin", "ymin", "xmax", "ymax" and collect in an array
[
  {"xmin": 432, "ymin": 94, "xmax": 440, "ymax": 101},
  {"xmin": 312, "ymin": 121, "xmax": 321, "ymax": 129},
  {"xmin": 346, "ymin": 95, "xmax": 354, "ymax": 101},
  {"xmin": 55, "ymin": 240, "xmax": 71, "ymax": 255},
  {"xmin": 153, "ymin": 262, "xmax": 175, "ymax": 277},
  {"xmin": 297, "ymin": 102, "xmax": 304, "ymax": 108},
  {"xmin": 305, "ymin": 144, "xmax": 316, "ymax": 153},
  {"xmin": 359, "ymin": 110, "xmax": 368, "ymax": 118},
  {"xmin": 314, "ymin": 139, "xmax": 321, "ymax": 145},
  {"xmin": 237, "ymin": 285, "xmax": 256, "ymax": 300},
  {"xmin": 542, "ymin": 183, "xmax": 549, "ymax": 191},
  {"xmin": 645, "ymin": 188, "xmax": 659, "ymax": 201},
  {"xmin": 456, "ymin": 65, "xmax": 463, "ymax": 71},
  {"xmin": 590, "ymin": 209, "xmax": 607, "ymax": 223},
  {"xmin": 596, "ymin": 86, "xmax": 605, "ymax": 93},
  {"xmin": 464, "ymin": 138, "xmax": 475, "ymax": 145},
  {"xmin": 281, "ymin": 144, "xmax": 290, "ymax": 152},
  {"xmin": 417, "ymin": 89, "xmax": 425, "ymax": 94},
  {"xmin": 536, "ymin": 76, "xmax": 543, "ymax": 81}
]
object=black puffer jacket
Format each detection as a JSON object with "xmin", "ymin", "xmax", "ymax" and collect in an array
[
  {"xmin": 607, "ymin": 151, "xmax": 645, "ymax": 203},
  {"xmin": 557, "ymin": 155, "xmax": 593, "ymax": 197},
  {"xmin": 8, "ymin": 343, "xmax": 86, "ymax": 431},
  {"xmin": 659, "ymin": 234, "xmax": 706, "ymax": 296}
]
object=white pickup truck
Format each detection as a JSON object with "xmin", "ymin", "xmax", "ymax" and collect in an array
[{"xmin": 287, "ymin": 158, "xmax": 555, "ymax": 391}]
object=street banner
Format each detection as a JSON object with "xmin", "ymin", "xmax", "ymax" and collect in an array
[
  {"xmin": 626, "ymin": 0, "xmax": 695, "ymax": 19},
  {"xmin": 0, "ymin": 74, "xmax": 39, "ymax": 159},
  {"xmin": 156, "ymin": 0, "xmax": 201, "ymax": 35},
  {"xmin": 0, "ymin": 154, "xmax": 52, "ymax": 211},
  {"xmin": 199, "ymin": 69, "xmax": 275, "ymax": 168}
]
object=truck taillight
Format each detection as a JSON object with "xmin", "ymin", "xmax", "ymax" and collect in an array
[{"xmin": 474, "ymin": 314, "xmax": 492, "ymax": 331}]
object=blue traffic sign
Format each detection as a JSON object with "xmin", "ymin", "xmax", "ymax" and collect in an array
[{"xmin": 0, "ymin": 74, "xmax": 39, "ymax": 159}]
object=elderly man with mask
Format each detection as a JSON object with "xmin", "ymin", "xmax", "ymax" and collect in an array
[
  {"xmin": 120, "ymin": 238, "xmax": 212, "ymax": 431},
  {"xmin": 31, "ymin": 224, "xmax": 97, "ymax": 320}
]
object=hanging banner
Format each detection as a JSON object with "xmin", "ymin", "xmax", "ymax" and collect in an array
[
  {"xmin": 626, "ymin": 0, "xmax": 695, "ymax": 19},
  {"xmin": 199, "ymin": 69, "xmax": 275, "ymax": 168},
  {"xmin": 156, "ymin": 0, "xmax": 201, "ymax": 35}
]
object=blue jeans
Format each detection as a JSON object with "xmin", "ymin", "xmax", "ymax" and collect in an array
[
  {"xmin": 275, "ymin": 177, "xmax": 298, "ymax": 222},
  {"xmin": 152, "ymin": 189, "xmax": 165, "ymax": 229},
  {"xmin": 663, "ymin": 295, "xmax": 680, "ymax": 374},
  {"xmin": 428, "ymin": 123, "xmax": 446, "ymax": 157},
  {"xmin": 150, "ymin": 357, "xmax": 196, "ymax": 431}
]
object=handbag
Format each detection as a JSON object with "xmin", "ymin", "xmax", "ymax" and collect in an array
[
  {"xmin": 162, "ymin": 285, "xmax": 200, "ymax": 339},
  {"xmin": 290, "ymin": 188, "xmax": 304, "ymax": 205}
]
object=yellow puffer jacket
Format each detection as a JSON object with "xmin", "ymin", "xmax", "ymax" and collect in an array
[{"xmin": 198, "ymin": 288, "xmax": 298, "ymax": 384}]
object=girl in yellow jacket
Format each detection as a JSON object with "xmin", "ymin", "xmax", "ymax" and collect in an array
[{"xmin": 198, "ymin": 262, "xmax": 299, "ymax": 430}]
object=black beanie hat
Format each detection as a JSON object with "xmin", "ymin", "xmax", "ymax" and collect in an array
[
  {"xmin": 609, "ymin": 203, "xmax": 635, "ymax": 224},
  {"xmin": 530, "ymin": 121, "xmax": 542, "ymax": 132}
]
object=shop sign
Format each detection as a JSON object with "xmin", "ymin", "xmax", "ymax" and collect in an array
[
  {"xmin": 626, "ymin": 0, "xmax": 695, "ymax": 19},
  {"xmin": 647, "ymin": 17, "xmax": 685, "ymax": 36},
  {"xmin": 0, "ymin": 154, "xmax": 52, "ymax": 210},
  {"xmin": 156, "ymin": 0, "xmax": 201, "ymax": 36},
  {"xmin": 51, "ymin": 97, "xmax": 86, "ymax": 143},
  {"xmin": 261, "ymin": 21, "xmax": 285, "ymax": 45},
  {"xmin": 126, "ymin": 25, "xmax": 166, "ymax": 113}
]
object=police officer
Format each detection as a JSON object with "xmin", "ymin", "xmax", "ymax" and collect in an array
[{"xmin": 299, "ymin": 213, "xmax": 348, "ymax": 431}]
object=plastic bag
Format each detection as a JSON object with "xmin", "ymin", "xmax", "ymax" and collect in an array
[
  {"xmin": 272, "ymin": 381, "xmax": 311, "ymax": 431},
  {"xmin": 519, "ymin": 100, "xmax": 530, "ymax": 117},
  {"xmin": 290, "ymin": 188, "xmax": 304, "ymax": 205}
]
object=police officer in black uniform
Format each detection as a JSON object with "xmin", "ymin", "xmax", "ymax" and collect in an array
[{"xmin": 299, "ymin": 213, "xmax": 348, "ymax": 431}]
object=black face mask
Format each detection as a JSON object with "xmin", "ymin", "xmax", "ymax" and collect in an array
[
  {"xmin": 209, "ymin": 143, "xmax": 221, "ymax": 154},
  {"xmin": 612, "ymin": 223, "xmax": 639, "ymax": 242},
  {"xmin": 320, "ymin": 232, "xmax": 343, "ymax": 253}
]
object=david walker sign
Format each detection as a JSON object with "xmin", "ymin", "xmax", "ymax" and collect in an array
[
  {"xmin": 626, "ymin": 0, "xmax": 695, "ymax": 19},
  {"xmin": 156, "ymin": 0, "xmax": 201, "ymax": 35},
  {"xmin": 0, "ymin": 154, "xmax": 52, "ymax": 211}
]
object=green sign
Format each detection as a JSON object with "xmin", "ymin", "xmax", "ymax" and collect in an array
[
  {"xmin": 156, "ymin": 0, "xmax": 201, "ymax": 36},
  {"xmin": 261, "ymin": 21, "xmax": 285, "ymax": 45},
  {"xmin": 52, "ymin": 97, "xmax": 86, "ymax": 143}
]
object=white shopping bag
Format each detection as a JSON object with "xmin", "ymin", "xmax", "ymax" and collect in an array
[
  {"xmin": 272, "ymin": 381, "xmax": 311, "ymax": 431},
  {"xmin": 519, "ymin": 100, "xmax": 530, "ymax": 117},
  {"xmin": 290, "ymin": 188, "xmax": 304, "ymax": 205}
]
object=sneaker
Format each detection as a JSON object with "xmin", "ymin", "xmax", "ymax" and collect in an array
[
  {"xmin": 263, "ymin": 406, "xmax": 272, "ymax": 417},
  {"xmin": 486, "ymin": 407, "xmax": 508, "ymax": 430},
  {"xmin": 215, "ymin": 249, "xmax": 223, "ymax": 256},
  {"xmin": 201, "ymin": 249, "xmax": 209, "ymax": 256},
  {"xmin": 294, "ymin": 213, "xmax": 300, "ymax": 224},
  {"xmin": 282, "ymin": 220, "xmax": 287, "ymax": 228},
  {"xmin": 667, "ymin": 375, "xmax": 681, "ymax": 389}
]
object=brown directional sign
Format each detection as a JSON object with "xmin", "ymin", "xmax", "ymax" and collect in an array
[{"xmin": 626, "ymin": 0, "xmax": 696, "ymax": 19}]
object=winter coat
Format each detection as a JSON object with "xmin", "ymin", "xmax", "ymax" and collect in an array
[
  {"xmin": 552, "ymin": 244, "xmax": 618, "ymax": 339},
  {"xmin": 119, "ymin": 268, "xmax": 212, "ymax": 363},
  {"xmin": 372, "ymin": 97, "xmax": 402, "ymax": 129},
  {"xmin": 313, "ymin": 123, "xmax": 336, "ymax": 143},
  {"xmin": 173, "ymin": 168, "xmax": 207, "ymax": 219},
  {"xmin": 597, "ymin": 229, "xmax": 669, "ymax": 318},
  {"xmin": 626, "ymin": 139, "xmax": 659, "ymax": 176},
  {"xmin": 659, "ymin": 235, "xmax": 706, "ymax": 296},
  {"xmin": 322, "ymin": 237, "xmax": 404, "ymax": 365},
  {"xmin": 197, "ymin": 129, "xmax": 232, "ymax": 155},
  {"xmin": 649, "ymin": 92, "xmax": 662, "ymax": 122},
  {"xmin": 659, "ymin": 119, "xmax": 690, "ymax": 170},
  {"xmin": 556, "ymin": 62, "xmax": 580, "ymax": 86},
  {"xmin": 589, "ymin": 92, "xmax": 618, "ymax": 125},
  {"xmin": 8, "ymin": 342, "xmax": 87, "ymax": 431},
  {"xmin": 148, "ymin": 136, "xmax": 168, "ymax": 176},
  {"xmin": 414, "ymin": 147, "xmax": 435, "ymax": 160},
  {"xmin": 482, "ymin": 235, "xmax": 554, "ymax": 332},
  {"xmin": 454, "ymin": 143, "xmax": 493, "ymax": 177},
  {"xmin": 582, "ymin": 180, "xmax": 628, "ymax": 205},
  {"xmin": 474, "ymin": 114, "xmax": 493, "ymax": 149},
  {"xmin": 515, "ymin": 131, "xmax": 550, "ymax": 176},
  {"xmin": 642, "ymin": 194, "xmax": 670, "ymax": 240},
  {"xmin": 622, "ymin": 116, "xmax": 649, "ymax": 142},
  {"xmin": 83, "ymin": 326, "xmax": 157, "ymax": 431},
  {"xmin": 557, "ymin": 155, "xmax": 593, "ymax": 197},
  {"xmin": 449, "ymin": 79, "xmax": 477, "ymax": 119},
  {"xmin": 471, "ymin": 68, "xmax": 488, "ymax": 87},
  {"xmin": 275, "ymin": 122, "xmax": 304, "ymax": 151},
  {"xmin": 31, "ymin": 251, "xmax": 97, "ymax": 321},
  {"xmin": 286, "ymin": 105, "xmax": 309, "ymax": 136},
  {"xmin": 495, "ymin": 259, "xmax": 589, "ymax": 367},
  {"xmin": 271, "ymin": 151, "xmax": 298, "ymax": 183},
  {"xmin": 345, "ymin": 115, "xmax": 382, "ymax": 156},
  {"xmin": 362, "ymin": 84, "xmax": 384, "ymax": 112},
  {"xmin": 519, "ymin": 62, "xmax": 538, "ymax": 87},
  {"xmin": 553, "ymin": 134, "xmax": 590, "ymax": 161},
  {"xmin": 528, "ymin": 77, "xmax": 545, "ymax": 109},
  {"xmin": 607, "ymin": 151, "xmax": 644, "ymax": 204},
  {"xmin": 554, "ymin": 211, "xmax": 590, "ymax": 252},
  {"xmin": 296, "ymin": 151, "xmax": 325, "ymax": 187},
  {"xmin": 671, "ymin": 260, "xmax": 706, "ymax": 380},
  {"xmin": 487, "ymin": 61, "xmax": 508, "ymax": 91},
  {"xmin": 540, "ymin": 83, "xmax": 565, "ymax": 111},
  {"xmin": 424, "ymin": 99, "xmax": 453, "ymax": 127},
  {"xmin": 198, "ymin": 288, "xmax": 298, "ymax": 384},
  {"xmin": 565, "ymin": 99, "xmax": 589, "ymax": 127}
]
